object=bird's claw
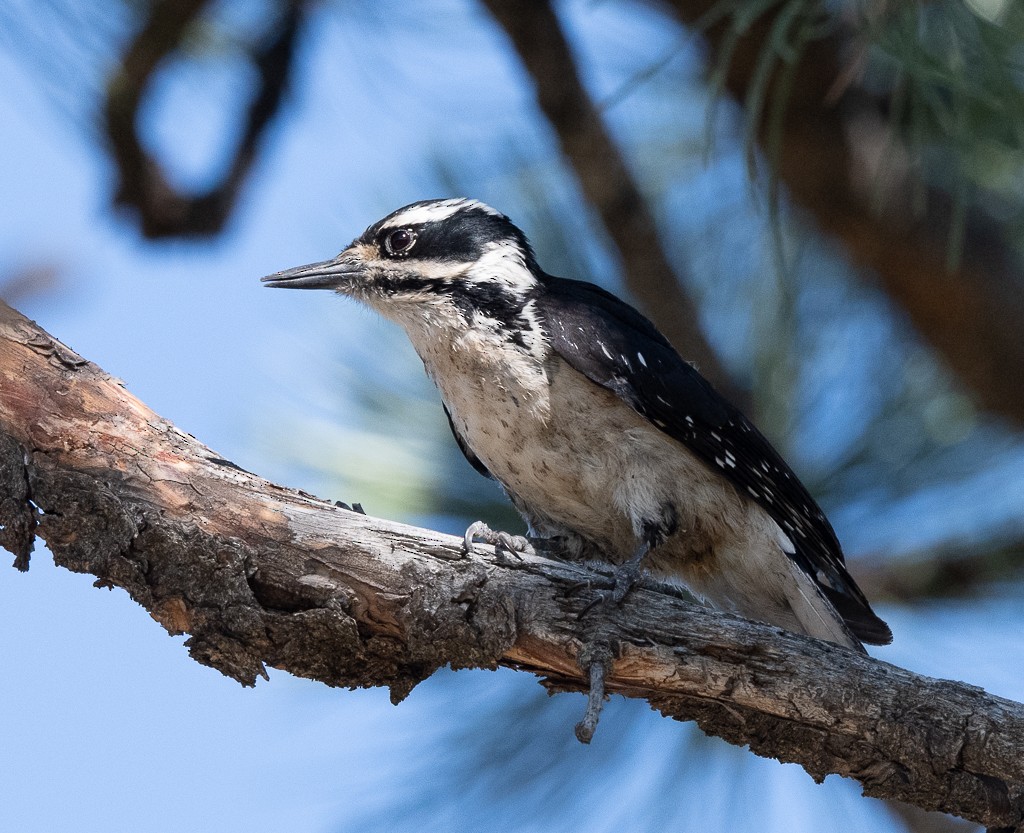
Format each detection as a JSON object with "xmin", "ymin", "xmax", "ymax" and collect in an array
[
  {"xmin": 464, "ymin": 521, "xmax": 534, "ymax": 564},
  {"xmin": 577, "ymin": 561, "xmax": 644, "ymax": 618},
  {"xmin": 577, "ymin": 592, "xmax": 607, "ymax": 619},
  {"xmin": 611, "ymin": 560, "xmax": 642, "ymax": 603},
  {"xmin": 563, "ymin": 579, "xmax": 594, "ymax": 597}
]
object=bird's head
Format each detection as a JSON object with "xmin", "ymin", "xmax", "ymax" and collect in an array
[{"xmin": 262, "ymin": 199, "xmax": 542, "ymax": 328}]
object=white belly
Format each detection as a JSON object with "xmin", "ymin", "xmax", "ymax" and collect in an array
[{"xmin": 412, "ymin": 325, "xmax": 739, "ymax": 563}]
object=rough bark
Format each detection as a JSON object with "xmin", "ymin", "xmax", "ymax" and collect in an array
[{"xmin": 0, "ymin": 300, "xmax": 1022, "ymax": 831}]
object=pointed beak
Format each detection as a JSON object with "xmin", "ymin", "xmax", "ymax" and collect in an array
[{"xmin": 261, "ymin": 254, "xmax": 364, "ymax": 290}]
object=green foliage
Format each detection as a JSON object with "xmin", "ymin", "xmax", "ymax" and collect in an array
[
  {"xmin": 699, "ymin": 0, "xmax": 1024, "ymax": 267},
  {"xmin": 701, "ymin": 0, "xmax": 831, "ymax": 186},
  {"xmin": 862, "ymin": 0, "xmax": 1024, "ymax": 266}
]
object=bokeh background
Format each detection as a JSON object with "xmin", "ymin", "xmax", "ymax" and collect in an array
[{"xmin": 1, "ymin": 1, "xmax": 1023, "ymax": 831}]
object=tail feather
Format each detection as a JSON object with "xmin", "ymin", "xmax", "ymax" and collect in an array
[
  {"xmin": 784, "ymin": 565, "xmax": 865, "ymax": 652},
  {"xmin": 820, "ymin": 584, "xmax": 893, "ymax": 645}
]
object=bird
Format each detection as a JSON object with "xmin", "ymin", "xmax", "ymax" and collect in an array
[{"xmin": 263, "ymin": 198, "xmax": 892, "ymax": 652}]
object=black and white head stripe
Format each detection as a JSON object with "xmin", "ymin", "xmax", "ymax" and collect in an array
[
  {"xmin": 342, "ymin": 199, "xmax": 544, "ymax": 340},
  {"xmin": 377, "ymin": 198, "xmax": 505, "ymax": 230},
  {"xmin": 359, "ymin": 199, "xmax": 540, "ymax": 275}
]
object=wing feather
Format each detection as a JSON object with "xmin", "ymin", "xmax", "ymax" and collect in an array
[
  {"xmin": 538, "ymin": 276, "xmax": 891, "ymax": 645},
  {"xmin": 442, "ymin": 402, "xmax": 493, "ymax": 479}
]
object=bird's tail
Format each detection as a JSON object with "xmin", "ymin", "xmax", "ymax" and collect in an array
[{"xmin": 783, "ymin": 564, "xmax": 865, "ymax": 652}]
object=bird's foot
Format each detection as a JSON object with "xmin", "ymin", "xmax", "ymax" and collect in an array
[
  {"xmin": 463, "ymin": 521, "xmax": 535, "ymax": 564},
  {"xmin": 563, "ymin": 578, "xmax": 596, "ymax": 597},
  {"xmin": 610, "ymin": 559, "xmax": 643, "ymax": 604},
  {"xmin": 578, "ymin": 549, "xmax": 648, "ymax": 617}
]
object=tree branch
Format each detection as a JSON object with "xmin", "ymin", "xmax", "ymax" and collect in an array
[
  {"xmin": 103, "ymin": 0, "xmax": 306, "ymax": 238},
  {"xmin": 0, "ymin": 300, "xmax": 1021, "ymax": 831},
  {"xmin": 856, "ymin": 540, "xmax": 1024, "ymax": 605}
]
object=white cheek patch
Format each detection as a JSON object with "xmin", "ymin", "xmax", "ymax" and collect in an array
[{"xmin": 463, "ymin": 241, "xmax": 537, "ymax": 296}]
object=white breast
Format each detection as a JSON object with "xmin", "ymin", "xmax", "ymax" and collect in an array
[{"xmin": 397, "ymin": 307, "xmax": 729, "ymax": 557}]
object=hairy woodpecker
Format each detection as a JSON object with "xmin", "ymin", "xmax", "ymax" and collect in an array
[{"xmin": 263, "ymin": 198, "xmax": 892, "ymax": 652}]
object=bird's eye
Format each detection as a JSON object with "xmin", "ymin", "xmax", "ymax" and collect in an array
[{"xmin": 384, "ymin": 228, "xmax": 417, "ymax": 256}]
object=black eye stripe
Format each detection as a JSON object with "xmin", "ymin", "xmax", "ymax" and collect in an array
[
  {"xmin": 364, "ymin": 211, "xmax": 537, "ymax": 268},
  {"xmin": 384, "ymin": 228, "xmax": 417, "ymax": 256}
]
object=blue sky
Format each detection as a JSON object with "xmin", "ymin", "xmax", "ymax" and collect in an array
[{"xmin": 2, "ymin": 2, "xmax": 1023, "ymax": 831}]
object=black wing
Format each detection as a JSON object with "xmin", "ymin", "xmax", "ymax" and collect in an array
[
  {"xmin": 443, "ymin": 402, "xmax": 493, "ymax": 479},
  {"xmin": 538, "ymin": 276, "xmax": 891, "ymax": 645}
]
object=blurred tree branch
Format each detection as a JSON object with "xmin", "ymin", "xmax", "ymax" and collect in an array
[
  {"xmin": 2, "ymin": 300, "xmax": 1023, "ymax": 831},
  {"xmin": 664, "ymin": 0, "xmax": 1024, "ymax": 428},
  {"xmin": 482, "ymin": 0, "xmax": 747, "ymax": 405},
  {"xmin": 856, "ymin": 539, "xmax": 1024, "ymax": 604},
  {"xmin": 0, "ymin": 264, "xmax": 62, "ymax": 306},
  {"xmin": 103, "ymin": 0, "xmax": 306, "ymax": 238}
]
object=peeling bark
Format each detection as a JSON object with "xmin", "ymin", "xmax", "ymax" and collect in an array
[{"xmin": 0, "ymin": 300, "xmax": 1022, "ymax": 831}]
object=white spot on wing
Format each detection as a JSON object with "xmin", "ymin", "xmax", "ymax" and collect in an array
[{"xmin": 637, "ymin": 352, "xmax": 647, "ymax": 367}]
